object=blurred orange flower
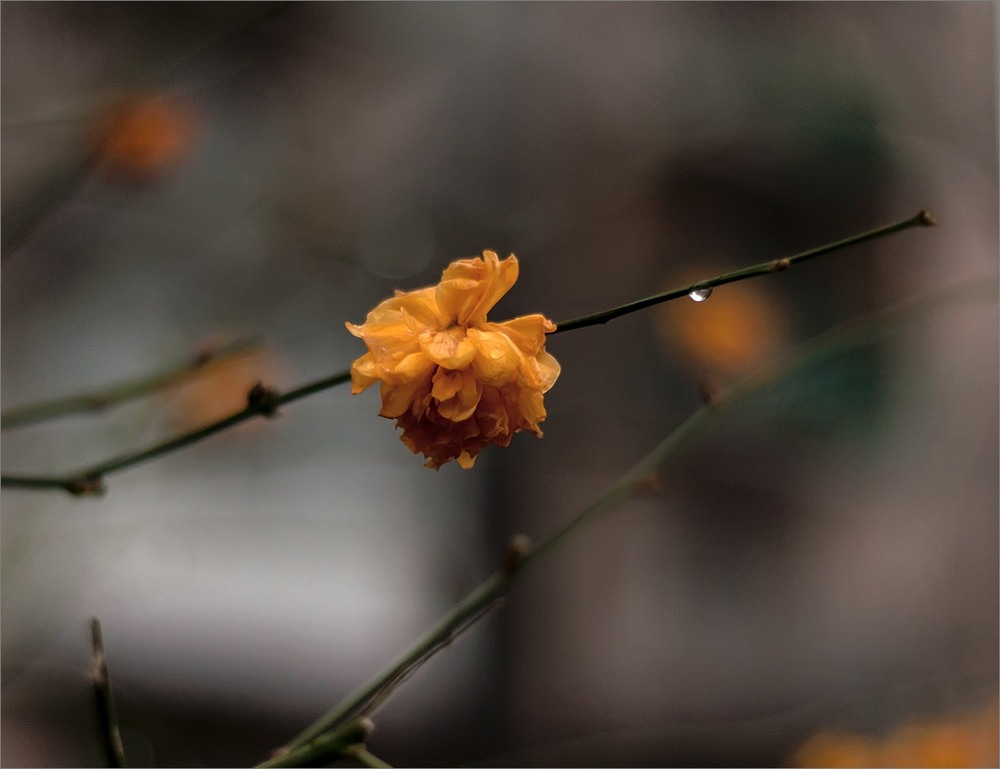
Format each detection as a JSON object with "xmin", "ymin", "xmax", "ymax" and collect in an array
[
  {"xmin": 94, "ymin": 93, "xmax": 199, "ymax": 181},
  {"xmin": 347, "ymin": 250, "xmax": 560, "ymax": 469},
  {"xmin": 656, "ymin": 269, "xmax": 788, "ymax": 380},
  {"xmin": 791, "ymin": 699, "xmax": 999, "ymax": 768},
  {"xmin": 162, "ymin": 338, "xmax": 278, "ymax": 431}
]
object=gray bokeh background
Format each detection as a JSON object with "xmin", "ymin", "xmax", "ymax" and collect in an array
[{"xmin": 2, "ymin": 3, "xmax": 997, "ymax": 767}]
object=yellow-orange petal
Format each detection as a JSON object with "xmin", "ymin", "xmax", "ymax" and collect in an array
[
  {"xmin": 391, "ymin": 351, "xmax": 436, "ymax": 382},
  {"xmin": 431, "ymin": 367, "xmax": 462, "ymax": 401},
  {"xmin": 490, "ymin": 314, "xmax": 556, "ymax": 356},
  {"xmin": 378, "ymin": 353, "xmax": 435, "ymax": 417},
  {"xmin": 381, "ymin": 380, "xmax": 428, "ymax": 418},
  {"xmin": 436, "ymin": 251, "xmax": 519, "ymax": 326},
  {"xmin": 523, "ymin": 350, "xmax": 561, "ymax": 392},
  {"xmin": 349, "ymin": 352, "xmax": 381, "ymax": 393},
  {"xmin": 393, "ymin": 288, "xmax": 445, "ymax": 329},
  {"xmin": 346, "ymin": 319, "xmax": 421, "ymax": 365},
  {"xmin": 515, "ymin": 386, "xmax": 547, "ymax": 432},
  {"xmin": 436, "ymin": 369, "xmax": 482, "ymax": 421},
  {"xmin": 419, "ymin": 326, "xmax": 477, "ymax": 369},
  {"xmin": 468, "ymin": 328, "xmax": 523, "ymax": 385}
]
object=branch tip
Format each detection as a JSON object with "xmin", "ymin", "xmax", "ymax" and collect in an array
[{"xmin": 918, "ymin": 210, "xmax": 937, "ymax": 227}]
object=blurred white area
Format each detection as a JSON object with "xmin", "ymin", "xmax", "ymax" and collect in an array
[{"xmin": 2, "ymin": 3, "xmax": 997, "ymax": 767}]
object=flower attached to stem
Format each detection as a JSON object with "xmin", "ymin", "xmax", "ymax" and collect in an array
[{"xmin": 347, "ymin": 251, "xmax": 560, "ymax": 469}]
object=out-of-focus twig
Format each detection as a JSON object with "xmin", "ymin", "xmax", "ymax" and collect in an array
[
  {"xmin": 1, "ymin": 337, "xmax": 261, "ymax": 430},
  {"xmin": 0, "ymin": 368, "xmax": 351, "ymax": 496},
  {"xmin": 347, "ymin": 746, "xmax": 393, "ymax": 768},
  {"xmin": 90, "ymin": 618, "xmax": 127, "ymax": 769},
  {"xmin": 261, "ymin": 718, "xmax": 377, "ymax": 769},
  {"xmin": 260, "ymin": 278, "xmax": 996, "ymax": 768}
]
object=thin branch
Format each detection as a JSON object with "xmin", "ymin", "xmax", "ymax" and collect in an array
[
  {"xmin": 260, "ymin": 718, "xmax": 374, "ymax": 769},
  {"xmin": 0, "ymin": 370, "xmax": 351, "ymax": 495},
  {"xmin": 90, "ymin": 618, "xmax": 127, "ymax": 768},
  {"xmin": 262, "ymin": 278, "xmax": 994, "ymax": 767},
  {"xmin": 1, "ymin": 337, "xmax": 261, "ymax": 430},
  {"xmin": 0, "ymin": 211, "xmax": 935, "ymax": 495},
  {"xmin": 347, "ymin": 746, "xmax": 393, "ymax": 768},
  {"xmin": 551, "ymin": 210, "xmax": 936, "ymax": 334}
]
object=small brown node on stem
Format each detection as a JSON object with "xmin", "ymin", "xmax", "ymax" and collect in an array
[
  {"xmin": 193, "ymin": 348, "xmax": 214, "ymax": 368},
  {"xmin": 503, "ymin": 533, "xmax": 532, "ymax": 573},
  {"xmin": 771, "ymin": 258, "xmax": 792, "ymax": 272},
  {"xmin": 355, "ymin": 717, "xmax": 375, "ymax": 741},
  {"xmin": 697, "ymin": 377, "xmax": 721, "ymax": 406},
  {"xmin": 638, "ymin": 472, "xmax": 664, "ymax": 494},
  {"xmin": 247, "ymin": 382, "xmax": 279, "ymax": 417},
  {"xmin": 918, "ymin": 210, "xmax": 938, "ymax": 227},
  {"xmin": 66, "ymin": 475, "xmax": 106, "ymax": 497},
  {"xmin": 85, "ymin": 395, "xmax": 112, "ymax": 412}
]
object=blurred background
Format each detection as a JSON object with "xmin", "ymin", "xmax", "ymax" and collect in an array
[{"xmin": 2, "ymin": 2, "xmax": 997, "ymax": 766}]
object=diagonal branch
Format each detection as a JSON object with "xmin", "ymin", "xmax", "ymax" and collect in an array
[
  {"xmin": 90, "ymin": 618, "xmax": 127, "ymax": 768},
  {"xmin": 259, "ymin": 278, "xmax": 995, "ymax": 768}
]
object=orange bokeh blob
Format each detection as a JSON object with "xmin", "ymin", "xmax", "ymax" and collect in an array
[
  {"xmin": 655, "ymin": 269, "xmax": 789, "ymax": 380},
  {"xmin": 161, "ymin": 339, "xmax": 286, "ymax": 432},
  {"xmin": 791, "ymin": 699, "xmax": 999, "ymax": 768},
  {"xmin": 94, "ymin": 93, "xmax": 199, "ymax": 181}
]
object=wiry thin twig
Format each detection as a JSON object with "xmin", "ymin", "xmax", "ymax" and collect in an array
[
  {"xmin": 90, "ymin": 618, "xmax": 127, "ymax": 768},
  {"xmin": 551, "ymin": 210, "xmax": 936, "ymax": 333},
  {"xmin": 259, "ymin": 278, "xmax": 994, "ymax": 768}
]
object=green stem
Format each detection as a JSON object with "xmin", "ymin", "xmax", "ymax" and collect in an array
[
  {"xmin": 551, "ymin": 210, "xmax": 936, "ymax": 334},
  {"xmin": 1, "ymin": 338, "xmax": 260, "ymax": 430},
  {"xmin": 264, "ymin": 278, "xmax": 993, "ymax": 767},
  {"xmin": 268, "ymin": 572, "xmax": 509, "ymax": 760},
  {"xmin": 348, "ymin": 747, "xmax": 394, "ymax": 768},
  {"xmin": 258, "ymin": 718, "xmax": 374, "ymax": 769},
  {"xmin": 90, "ymin": 618, "xmax": 127, "ymax": 768}
]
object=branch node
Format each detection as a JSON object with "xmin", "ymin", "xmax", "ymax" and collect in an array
[
  {"xmin": 66, "ymin": 475, "xmax": 106, "ymax": 497},
  {"xmin": 356, "ymin": 716, "xmax": 375, "ymax": 742},
  {"xmin": 697, "ymin": 378, "xmax": 721, "ymax": 406},
  {"xmin": 638, "ymin": 472, "xmax": 665, "ymax": 495},
  {"xmin": 771, "ymin": 257, "xmax": 792, "ymax": 272},
  {"xmin": 503, "ymin": 533, "xmax": 532, "ymax": 573},
  {"xmin": 247, "ymin": 382, "xmax": 280, "ymax": 417}
]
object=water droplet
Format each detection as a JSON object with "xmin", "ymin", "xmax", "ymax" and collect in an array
[{"xmin": 688, "ymin": 286, "xmax": 713, "ymax": 302}]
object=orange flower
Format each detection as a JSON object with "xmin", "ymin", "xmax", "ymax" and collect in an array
[{"xmin": 347, "ymin": 251, "xmax": 560, "ymax": 469}]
